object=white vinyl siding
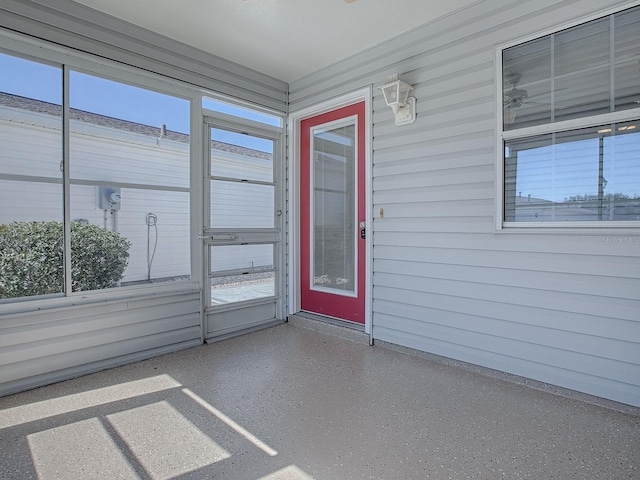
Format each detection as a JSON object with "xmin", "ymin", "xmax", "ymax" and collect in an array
[
  {"xmin": 0, "ymin": 285, "xmax": 201, "ymax": 397},
  {"xmin": 290, "ymin": 0, "xmax": 640, "ymax": 407}
]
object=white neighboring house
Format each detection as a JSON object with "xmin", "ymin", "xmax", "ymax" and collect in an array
[{"xmin": 0, "ymin": 92, "xmax": 272, "ymax": 282}]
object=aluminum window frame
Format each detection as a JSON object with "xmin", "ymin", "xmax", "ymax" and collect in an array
[
  {"xmin": 0, "ymin": 28, "xmax": 201, "ymax": 309},
  {"xmin": 202, "ymin": 112, "xmax": 285, "ymax": 312}
]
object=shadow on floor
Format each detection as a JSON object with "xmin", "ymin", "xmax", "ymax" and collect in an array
[{"xmin": 1, "ymin": 322, "xmax": 639, "ymax": 479}]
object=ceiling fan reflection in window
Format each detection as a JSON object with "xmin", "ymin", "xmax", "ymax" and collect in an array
[{"xmin": 503, "ymin": 73, "xmax": 566, "ymax": 124}]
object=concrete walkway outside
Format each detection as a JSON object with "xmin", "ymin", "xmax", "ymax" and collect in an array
[{"xmin": 0, "ymin": 321, "xmax": 638, "ymax": 479}]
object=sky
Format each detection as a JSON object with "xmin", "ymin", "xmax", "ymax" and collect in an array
[{"xmin": 0, "ymin": 52, "xmax": 278, "ymax": 152}]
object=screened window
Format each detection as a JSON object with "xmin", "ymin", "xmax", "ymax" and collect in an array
[
  {"xmin": 501, "ymin": 6, "xmax": 640, "ymax": 225},
  {"xmin": 0, "ymin": 49, "xmax": 191, "ymax": 302},
  {"xmin": 69, "ymin": 71, "xmax": 191, "ymax": 287}
]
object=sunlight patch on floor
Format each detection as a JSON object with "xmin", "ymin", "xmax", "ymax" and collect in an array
[
  {"xmin": 0, "ymin": 374, "xmax": 181, "ymax": 429},
  {"xmin": 258, "ymin": 465, "xmax": 316, "ymax": 480},
  {"xmin": 28, "ymin": 418, "xmax": 140, "ymax": 479},
  {"xmin": 183, "ymin": 387, "xmax": 278, "ymax": 457},
  {"xmin": 107, "ymin": 401, "xmax": 230, "ymax": 480}
]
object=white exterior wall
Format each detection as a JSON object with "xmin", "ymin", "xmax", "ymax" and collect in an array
[
  {"xmin": 0, "ymin": 105, "xmax": 272, "ymax": 279},
  {"xmin": 290, "ymin": 0, "xmax": 640, "ymax": 407}
]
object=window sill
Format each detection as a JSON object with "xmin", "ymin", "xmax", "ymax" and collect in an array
[
  {"xmin": 497, "ymin": 222, "xmax": 640, "ymax": 236},
  {"xmin": 0, "ymin": 280, "xmax": 200, "ymax": 316}
]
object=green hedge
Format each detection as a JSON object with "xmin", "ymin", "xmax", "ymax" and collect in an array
[{"xmin": 0, "ymin": 221, "xmax": 131, "ymax": 299}]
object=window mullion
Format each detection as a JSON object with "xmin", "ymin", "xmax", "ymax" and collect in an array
[
  {"xmin": 550, "ymin": 33, "xmax": 555, "ymax": 124},
  {"xmin": 502, "ymin": 109, "xmax": 640, "ymax": 141},
  {"xmin": 609, "ymin": 15, "xmax": 615, "ymax": 112},
  {"xmin": 62, "ymin": 65, "xmax": 72, "ymax": 296}
]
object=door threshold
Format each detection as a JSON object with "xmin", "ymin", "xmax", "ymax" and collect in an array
[{"xmin": 288, "ymin": 312, "xmax": 369, "ymax": 344}]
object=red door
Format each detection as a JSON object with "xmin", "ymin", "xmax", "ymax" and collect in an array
[{"xmin": 300, "ymin": 102, "xmax": 366, "ymax": 324}]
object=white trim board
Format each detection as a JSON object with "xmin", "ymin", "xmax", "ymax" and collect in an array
[{"xmin": 288, "ymin": 87, "xmax": 373, "ymax": 336}]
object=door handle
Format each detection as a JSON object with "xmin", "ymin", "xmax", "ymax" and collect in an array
[
  {"xmin": 359, "ymin": 221, "xmax": 366, "ymax": 239},
  {"xmin": 198, "ymin": 234, "xmax": 237, "ymax": 241}
]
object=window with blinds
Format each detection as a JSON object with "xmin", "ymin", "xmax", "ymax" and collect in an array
[{"xmin": 500, "ymin": 6, "xmax": 640, "ymax": 225}]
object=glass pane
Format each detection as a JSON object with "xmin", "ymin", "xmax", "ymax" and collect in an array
[
  {"xmin": 554, "ymin": 17, "xmax": 611, "ymax": 122},
  {"xmin": 69, "ymin": 72, "xmax": 191, "ymax": 291},
  {"xmin": 554, "ymin": 17, "xmax": 610, "ymax": 76},
  {"xmin": 202, "ymin": 97, "xmax": 282, "ymax": 127},
  {"xmin": 0, "ymin": 181, "xmax": 64, "ymax": 299},
  {"xmin": 504, "ymin": 120, "xmax": 640, "ymax": 222},
  {"xmin": 503, "ymin": 37, "xmax": 552, "ymax": 130},
  {"xmin": 210, "ymin": 180, "xmax": 274, "ymax": 228},
  {"xmin": 210, "ymin": 128, "xmax": 273, "ymax": 182},
  {"xmin": 615, "ymin": 7, "xmax": 640, "ymax": 112},
  {"xmin": 312, "ymin": 123, "xmax": 356, "ymax": 293},
  {"xmin": 502, "ymin": 37, "xmax": 551, "ymax": 130},
  {"xmin": 210, "ymin": 244, "xmax": 274, "ymax": 274},
  {"xmin": 210, "ymin": 273, "xmax": 275, "ymax": 305},
  {"xmin": 503, "ymin": 6, "xmax": 640, "ymax": 129},
  {"xmin": 0, "ymin": 53, "xmax": 63, "ymax": 300},
  {"xmin": 69, "ymin": 71, "xmax": 190, "ymax": 188},
  {"xmin": 70, "ymin": 186, "xmax": 190, "ymax": 288}
]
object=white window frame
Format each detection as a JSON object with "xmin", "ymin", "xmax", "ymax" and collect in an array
[{"xmin": 495, "ymin": 3, "xmax": 640, "ymax": 231}]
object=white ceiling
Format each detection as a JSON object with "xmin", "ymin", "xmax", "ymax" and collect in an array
[{"xmin": 72, "ymin": 0, "xmax": 479, "ymax": 83}]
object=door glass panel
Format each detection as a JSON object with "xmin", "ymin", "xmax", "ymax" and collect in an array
[
  {"xmin": 206, "ymin": 122, "xmax": 280, "ymax": 310},
  {"xmin": 210, "ymin": 273, "xmax": 275, "ymax": 305},
  {"xmin": 210, "ymin": 180, "xmax": 274, "ymax": 228},
  {"xmin": 209, "ymin": 127, "xmax": 275, "ymax": 229},
  {"xmin": 210, "ymin": 244, "xmax": 274, "ymax": 273},
  {"xmin": 312, "ymin": 122, "xmax": 356, "ymax": 293},
  {"xmin": 209, "ymin": 244, "xmax": 275, "ymax": 306},
  {"xmin": 211, "ymin": 128, "xmax": 273, "ymax": 182}
]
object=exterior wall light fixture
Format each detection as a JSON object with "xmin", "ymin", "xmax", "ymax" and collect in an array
[{"xmin": 379, "ymin": 73, "xmax": 416, "ymax": 126}]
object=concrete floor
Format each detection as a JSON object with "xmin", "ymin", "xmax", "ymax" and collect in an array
[{"xmin": 1, "ymin": 321, "xmax": 639, "ymax": 480}]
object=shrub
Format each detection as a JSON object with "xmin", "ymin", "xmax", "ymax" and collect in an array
[{"xmin": 0, "ymin": 221, "xmax": 131, "ymax": 299}]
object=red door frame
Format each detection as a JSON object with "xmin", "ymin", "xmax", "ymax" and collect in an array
[{"xmin": 299, "ymin": 101, "xmax": 366, "ymax": 324}]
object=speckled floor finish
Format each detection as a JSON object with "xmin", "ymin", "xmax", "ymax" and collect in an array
[{"xmin": 1, "ymin": 322, "xmax": 638, "ymax": 479}]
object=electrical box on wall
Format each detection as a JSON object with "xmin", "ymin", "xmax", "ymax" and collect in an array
[{"xmin": 98, "ymin": 186, "xmax": 122, "ymax": 210}]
